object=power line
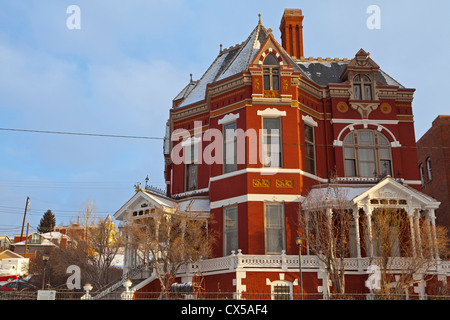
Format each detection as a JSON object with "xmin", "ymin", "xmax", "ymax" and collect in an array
[
  {"xmin": 1, "ymin": 127, "xmax": 448, "ymax": 149},
  {"xmin": 0, "ymin": 127, "xmax": 164, "ymax": 140}
]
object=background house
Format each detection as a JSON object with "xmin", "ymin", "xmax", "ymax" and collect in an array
[{"xmin": 417, "ymin": 115, "xmax": 450, "ymax": 233}]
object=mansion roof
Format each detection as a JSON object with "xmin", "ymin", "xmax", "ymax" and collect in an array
[{"xmin": 173, "ymin": 19, "xmax": 404, "ymax": 109}]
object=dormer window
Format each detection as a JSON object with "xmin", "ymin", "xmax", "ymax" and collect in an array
[
  {"xmin": 263, "ymin": 54, "xmax": 280, "ymax": 91},
  {"xmin": 353, "ymin": 74, "xmax": 373, "ymax": 100}
]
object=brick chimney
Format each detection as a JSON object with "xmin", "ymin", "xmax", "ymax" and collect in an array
[{"xmin": 279, "ymin": 9, "xmax": 304, "ymax": 59}]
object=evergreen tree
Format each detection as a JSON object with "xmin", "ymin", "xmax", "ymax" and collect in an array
[{"xmin": 37, "ymin": 210, "xmax": 56, "ymax": 233}]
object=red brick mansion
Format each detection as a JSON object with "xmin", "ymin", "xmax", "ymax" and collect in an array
[{"xmin": 113, "ymin": 9, "xmax": 449, "ymax": 299}]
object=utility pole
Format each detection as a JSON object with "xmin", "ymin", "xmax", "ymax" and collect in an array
[
  {"xmin": 20, "ymin": 197, "xmax": 30, "ymax": 241},
  {"xmin": 24, "ymin": 223, "xmax": 29, "ymax": 258}
]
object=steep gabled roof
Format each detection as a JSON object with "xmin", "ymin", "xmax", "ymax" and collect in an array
[
  {"xmin": 174, "ymin": 22, "xmax": 406, "ymax": 108},
  {"xmin": 176, "ymin": 22, "xmax": 270, "ymax": 109}
]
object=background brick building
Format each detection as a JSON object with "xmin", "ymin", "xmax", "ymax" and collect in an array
[{"xmin": 417, "ymin": 115, "xmax": 450, "ymax": 231}]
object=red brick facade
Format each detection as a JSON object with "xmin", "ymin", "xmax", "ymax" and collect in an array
[
  {"xmin": 115, "ymin": 9, "xmax": 449, "ymax": 299},
  {"xmin": 417, "ymin": 115, "xmax": 450, "ymax": 230}
]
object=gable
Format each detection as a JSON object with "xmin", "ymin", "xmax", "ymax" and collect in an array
[
  {"xmin": 251, "ymin": 33, "xmax": 293, "ymax": 69},
  {"xmin": 352, "ymin": 177, "xmax": 440, "ymax": 209}
]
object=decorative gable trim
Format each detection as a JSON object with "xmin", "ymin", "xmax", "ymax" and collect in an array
[{"xmin": 258, "ymin": 48, "xmax": 284, "ymax": 65}]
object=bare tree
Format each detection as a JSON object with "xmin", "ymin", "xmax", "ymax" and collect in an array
[
  {"xmin": 299, "ymin": 182, "xmax": 354, "ymax": 295},
  {"xmin": 85, "ymin": 216, "xmax": 124, "ymax": 288},
  {"xmin": 79, "ymin": 200, "xmax": 97, "ymax": 241},
  {"xmin": 124, "ymin": 204, "xmax": 213, "ymax": 297},
  {"xmin": 368, "ymin": 206, "xmax": 449, "ymax": 298}
]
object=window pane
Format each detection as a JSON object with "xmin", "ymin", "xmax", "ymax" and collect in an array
[
  {"xmin": 305, "ymin": 143, "xmax": 315, "ymax": 159},
  {"xmin": 378, "ymin": 134, "xmax": 389, "ymax": 146},
  {"xmin": 379, "ymin": 147, "xmax": 390, "ymax": 159},
  {"xmin": 305, "ymin": 156, "xmax": 315, "ymax": 175},
  {"xmin": 358, "ymin": 147, "xmax": 375, "ymax": 161},
  {"xmin": 359, "ymin": 162, "xmax": 376, "ymax": 177},
  {"xmin": 343, "ymin": 133, "xmax": 354, "ymax": 145},
  {"xmin": 272, "ymin": 75, "xmax": 280, "ymax": 90},
  {"xmin": 263, "ymin": 54, "xmax": 279, "ymax": 66},
  {"xmin": 380, "ymin": 160, "xmax": 392, "ymax": 176},
  {"xmin": 363, "ymin": 75, "xmax": 371, "ymax": 82},
  {"xmin": 344, "ymin": 147, "xmax": 355, "ymax": 159},
  {"xmin": 263, "ymin": 118, "xmax": 282, "ymax": 168},
  {"xmin": 358, "ymin": 131, "xmax": 374, "ymax": 145},
  {"xmin": 354, "ymin": 84, "xmax": 362, "ymax": 100},
  {"xmin": 224, "ymin": 207, "xmax": 238, "ymax": 255},
  {"xmin": 186, "ymin": 164, "xmax": 198, "ymax": 191},
  {"xmin": 264, "ymin": 75, "xmax": 271, "ymax": 90},
  {"xmin": 345, "ymin": 159, "xmax": 356, "ymax": 177},
  {"xmin": 364, "ymin": 85, "xmax": 372, "ymax": 100},
  {"xmin": 224, "ymin": 122, "xmax": 237, "ymax": 173},
  {"xmin": 304, "ymin": 125, "xmax": 314, "ymax": 142},
  {"xmin": 263, "ymin": 118, "xmax": 280, "ymax": 131},
  {"xmin": 265, "ymin": 204, "xmax": 284, "ymax": 254},
  {"xmin": 353, "ymin": 75, "xmax": 360, "ymax": 82}
]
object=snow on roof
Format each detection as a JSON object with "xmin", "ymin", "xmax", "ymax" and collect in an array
[
  {"xmin": 177, "ymin": 197, "xmax": 210, "ymax": 213},
  {"xmin": 178, "ymin": 51, "xmax": 235, "ymax": 108},
  {"xmin": 173, "ymin": 20, "xmax": 406, "ymax": 108},
  {"xmin": 216, "ymin": 24, "xmax": 264, "ymax": 81}
]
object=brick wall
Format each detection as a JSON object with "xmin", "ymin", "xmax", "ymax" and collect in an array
[{"xmin": 417, "ymin": 115, "xmax": 450, "ymax": 229}]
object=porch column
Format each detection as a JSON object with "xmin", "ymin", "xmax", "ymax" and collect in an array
[
  {"xmin": 363, "ymin": 204, "xmax": 373, "ymax": 258},
  {"xmin": 407, "ymin": 207, "xmax": 417, "ymax": 257},
  {"xmin": 414, "ymin": 210, "xmax": 423, "ymax": 258},
  {"xmin": 353, "ymin": 208, "xmax": 362, "ymax": 259},
  {"xmin": 428, "ymin": 209, "xmax": 439, "ymax": 259}
]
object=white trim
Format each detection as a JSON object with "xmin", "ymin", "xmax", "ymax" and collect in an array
[
  {"xmin": 403, "ymin": 180, "xmax": 422, "ymax": 185},
  {"xmin": 218, "ymin": 112, "xmax": 240, "ymax": 125},
  {"xmin": 330, "ymin": 119, "xmax": 399, "ymax": 125},
  {"xmin": 334, "ymin": 121, "xmax": 401, "ymax": 147},
  {"xmin": 210, "ymin": 194, "xmax": 304, "ymax": 209},
  {"xmin": 181, "ymin": 136, "xmax": 202, "ymax": 147},
  {"xmin": 209, "ymin": 168, "xmax": 328, "ymax": 183},
  {"xmin": 210, "ymin": 168, "xmax": 247, "ymax": 182},
  {"xmin": 172, "ymin": 187, "xmax": 209, "ymax": 198},
  {"xmin": 302, "ymin": 115, "xmax": 318, "ymax": 127},
  {"xmin": 257, "ymin": 108, "xmax": 286, "ymax": 117}
]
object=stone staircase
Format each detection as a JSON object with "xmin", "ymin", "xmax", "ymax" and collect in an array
[{"xmin": 92, "ymin": 265, "xmax": 154, "ymax": 300}]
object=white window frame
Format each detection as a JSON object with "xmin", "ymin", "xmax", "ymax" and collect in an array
[
  {"xmin": 271, "ymin": 280, "xmax": 293, "ymax": 300},
  {"xmin": 223, "ymin": 206, "xmax": 238, "ymax": 256},
  {"xmin": 264, "ymin": 202, "xmax": 286, "ymax": 254}
]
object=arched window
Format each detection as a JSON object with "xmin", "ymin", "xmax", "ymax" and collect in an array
[
  {"xmin": 343, "ymin": 130, "xmax": 392, "ymax": 177},
  {"xmin": 263, "ymin": 54, "xmax": 280, "ymax": 91},
  {"xmin": 353, "ymin": 74, "xmax": 373, "ymax": 100}
]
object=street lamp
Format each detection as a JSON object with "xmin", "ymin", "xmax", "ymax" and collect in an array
[
  {"xmin": 42, "ymin": 253, "xmax": 50, "ymax": 290},
  {"xmin": 296, "ymin": 236, "xmax": 304, "ymax": 300}
]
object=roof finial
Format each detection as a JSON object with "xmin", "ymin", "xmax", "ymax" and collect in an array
[
  {"xmin": 258, "ymin": 13, "xmax": 261, "ymax": 25},
  {"xmin": 220, "ymin": 43, "xmax": 223, "ymax": 53},
  {"xmin": 190, "ymin": 73, "xmax": 193, "ymax": 82}
]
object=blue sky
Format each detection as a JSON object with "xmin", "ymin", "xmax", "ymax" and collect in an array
[{"xmin": 0, "ymin": 0, "xmax": 449, "ymax": 236}]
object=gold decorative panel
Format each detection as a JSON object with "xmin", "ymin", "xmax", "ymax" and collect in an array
[
  {"xmin": 276, "ymin": 179, "xmax": 294, "ymax": 188},
  {"xmin": 263, "ymin": 90, "xmax": 281, "ymax": 98},
  {"xmin": 253, "ymin": 179, "xmax": 271, "ymax": 187}
]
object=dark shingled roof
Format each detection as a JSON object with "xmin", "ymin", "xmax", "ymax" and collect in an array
[{"xmin": 297, "ymin": 62, "xmax": 348, "ymax": 86}]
